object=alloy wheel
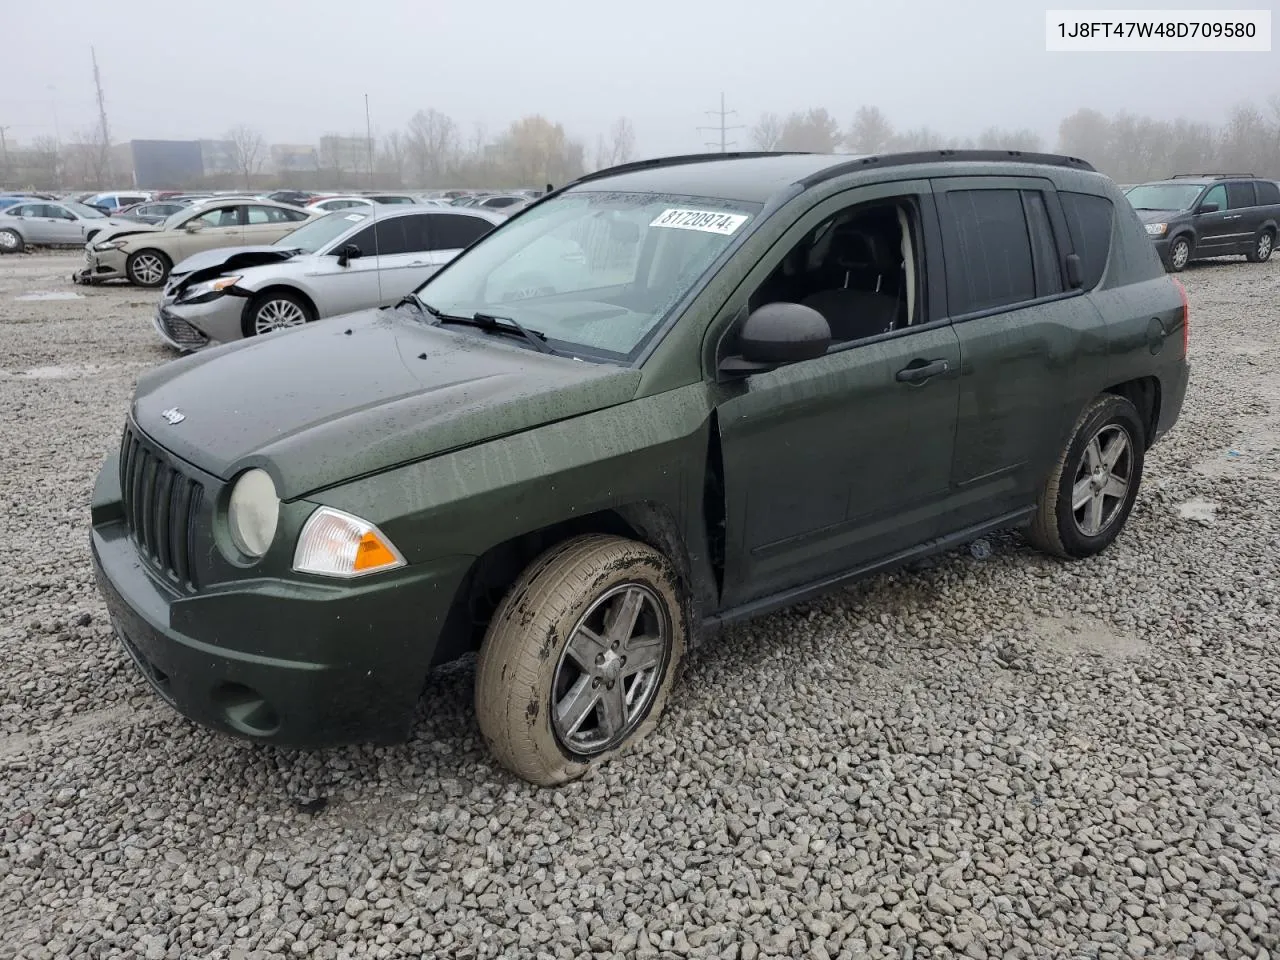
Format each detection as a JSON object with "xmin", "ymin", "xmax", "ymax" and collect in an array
[
  {"xmin": 1171, "ymin": 240, "xmax": 1189, "ymax": 270},
  {"xmin": 1259, "ymin": 233, "xmax": 1273, "ymax": 260},
  {"xmin": 253, "ymin": 299, "xmax": 307, "ymax": 335},
  {"xmin": 130, "ymin": 254, "xmax": 166, "ymax": 285},
  {"xmin": 0, "ymin": 230, "xmax": 18, "ymax": 251},
  {"xmin": 551, "ymin": 583, "xmax": 670, "ymax": 756},
  {"xmin": 1070, "ymin": 424, "xmax": 1133, "ymax": 537}
]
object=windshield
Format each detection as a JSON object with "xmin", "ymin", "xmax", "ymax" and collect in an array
[
  {"xmin": 65, "ymin": 201, "xmax": 106, "ymax": 219},
  {"xmin": 273, "ymin": 210, "xmax": 366, "ymax": 253},
  {"xmin": 1126, "ymin": 183, "xmax": 1205, "ymax": 211},
  {"xmin": 416, "ymin": 191, "xmax": 759, "ymax": 360}
]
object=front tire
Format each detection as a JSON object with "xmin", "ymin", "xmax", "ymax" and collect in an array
[
  {"xmin": 1246, "ymin": 229, "xmax": 1274, "ymax": 263},
  {"xmin": 0, "ymin": 229, "xmax": 24, "ymax": 254},
  {"xmin": 475, "ymin": 535, "xmax": 687, "ymax": 786},
  {"xmin": 126, "ymin": 249, "xmax": 171, "ymax": 287},
  {"xmin": 243, "ymin": 290, "xmax": 314, "ymax": 338},
  {"xmin": 1024, "ymin": 394, "xmax": 1145, "ymax": 560},
  {"xmin": 1167, "ymin": 236, "xmax": 1191, "ymax": 272}
]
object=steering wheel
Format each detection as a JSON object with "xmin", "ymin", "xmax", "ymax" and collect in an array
[{"xmin": 497, "ymin": 271, "xmax": 557, "ymax": 302}]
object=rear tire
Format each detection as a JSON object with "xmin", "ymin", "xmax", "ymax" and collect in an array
[
  {"xmin": 1024, "ymin": 394, "xmax": 1145, "ymax": 560},
  {"xmin": 0, "ymin": 229, "xmax": 24, "ymax": 254},
  {"xmin": 1167, "ymin": 236, "xmax": 1191, "ymax": 272},
  {"xmin": 1246, "ymin": 229, "xmax": 1274, "ymax": 263},
  {"xmin": 126, "ymin": 249, "xmax": 171, "ymax": 287},
  {"xmin": 475, "ymin": 535, "xmax": 687, "ymax": 787}
]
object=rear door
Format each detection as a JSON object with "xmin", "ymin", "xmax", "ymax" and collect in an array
[
  {"xmin": 243, "ymin": 204, "xmax": 309, "ymax": 244},
  {"xmin": 173, "ymin": 203, "xmax": 245, "ymax": 258},
  {"xmin": 11, "ymin": 203, "xmax": 54, "ymax": 243},
  {"xmin": 1223, "ymin": 180, "xmax": 1261, "ymax": 252},
  {"xmin": 931, "ymin": 177, "xmax": 1111, "ymax": 530}
]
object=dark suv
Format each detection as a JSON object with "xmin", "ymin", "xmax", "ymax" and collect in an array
[
  {"xmin": 91, "ymin": 150, "xmax": 1190, "ymax": 786},
  {"xmin": 1126, "ymin": 173, "xmax": 1280, "ymax": 271}
]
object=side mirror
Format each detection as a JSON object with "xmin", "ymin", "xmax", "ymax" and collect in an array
[
  {"xmin": 1197, "ymin": 202, "xmax": 1220, "ymax": 214},
  {"xmin": 718, "ymin": 302, "xmax": 831, "ymax": 378},
  {"xmin": 336, "ymin": 243, "xmax": 362, "ymax": 267},
  {"xmin": 1065, "ymin": 253, "xmax": 1084, "ymax": 289},
  {"xmin": 184, "ymin": 220, "xmax": 204, "ymax": 233}
]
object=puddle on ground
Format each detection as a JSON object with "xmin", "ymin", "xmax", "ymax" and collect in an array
[
  {"xmin": 1032, "ymin": 614, "xmax": 1145, "ymax": 659},
  {"xmin": 13, "ymin": 291, "xmax": 85, "ymax": 302},
  {"xmin": 1176, "ymin": 497, "xmax": 1219, "ymax": 522}
]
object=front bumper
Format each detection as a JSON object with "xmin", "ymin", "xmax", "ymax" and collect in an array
[
  {"xmin": 90, "ymin": 451, "xmax": 474, "ymax": 747},
  {"xmin": 1150, "ymin": 236, "xmax": 1172, "ymax": 267},
  {"xmin": 73, "ymin": 246, "xmax": 127, "ymax": 284},
  {"xmin": 154, "ymin": 293, "xmax": 244, "ymax": 350}
]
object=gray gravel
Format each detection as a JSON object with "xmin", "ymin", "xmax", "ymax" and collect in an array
[{"xmin": 2, "ymin": 248, "xmax": 1279, "ymax": 960}]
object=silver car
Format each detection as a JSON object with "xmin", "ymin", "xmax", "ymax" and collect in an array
[
  {"xmin": 0, "ymin": 200, "xmax": 131, "ymax": 253},
  {"xmin": 154, "ymin": 206, "xmax": 503, "ymax": 350}
]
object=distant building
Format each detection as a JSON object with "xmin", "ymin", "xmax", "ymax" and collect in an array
[
  {"xmin": 199, "ymin": 139, "xmax": 238, "ymax": 176},
  {"xmin": 318, "ymin": 135, "xmax": 373, "ymax": 176},
  {"xmin": 126, "ymin": 140, "xmax": 203, "ymax": 188},
  {"xmin": 271, "ymin": 143, "xmax": 319, "ymax": 174}
]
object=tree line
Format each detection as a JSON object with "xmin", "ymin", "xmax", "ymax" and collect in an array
[{"xmin": 3, "ymin": 97, "xmax": 1278, "ymax": 192}]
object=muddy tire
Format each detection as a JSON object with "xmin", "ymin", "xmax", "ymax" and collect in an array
[
  {"xmin": 1246, "ymin": 229, "xmax": 1274, "ymax": 263},
  {"xmin": 0, "ymin": 229, "xmax": 24, "ymax": 254},
  {"xmin": 475, "ymin": 535, "xmax": 687, "ymax": 786},
  {"xmin": 126, "ymin": 249, "xmax": 171, "ymax": 287},
  {"xmin": 1025, "ymin": 394, "xmax": 1145, "ymax": 560}
]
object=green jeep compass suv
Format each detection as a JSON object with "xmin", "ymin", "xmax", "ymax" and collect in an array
[{"xmin": 91, "ymin": 150, "xmax": 1190, "ymax": 785}]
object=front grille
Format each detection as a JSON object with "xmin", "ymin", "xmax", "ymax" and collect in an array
[
  {"xmin": 119, "ymin": 424, "xmax": 203, "ymax": 589},
  {"xmin": 157, "ymin": 309, "xmax": 209, "ymax": 348}
]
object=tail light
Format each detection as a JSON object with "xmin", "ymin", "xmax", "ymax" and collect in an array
[{"xmin": 1172, "ymin": 276, "xmax": 1189, "ymax": 358}]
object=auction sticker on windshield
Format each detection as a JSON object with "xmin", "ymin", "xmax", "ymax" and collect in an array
[{"xmin": 650, "ymin": 209, "xmax": 749, "ymax": 235}]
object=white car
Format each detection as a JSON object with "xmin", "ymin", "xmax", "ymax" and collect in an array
[
  {"xmin": 153, "ymin": 206, "xmax": 504, "ymax": 350},
  {"xmin": 305, "ymin": 195, "xmax": 376, "ymax": 213}
]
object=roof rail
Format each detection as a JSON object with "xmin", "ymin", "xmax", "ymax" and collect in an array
[
  {"xmin": 1171, "ymin": 172, "xmax": 1255, "ymax": 179},
  {"xmin": 558, "ymin": 151, "xmax": 814, "ymax": 191},
  {"xmin": 799, "ymin": 149, "xmax": 1097, "ymax": 186}
]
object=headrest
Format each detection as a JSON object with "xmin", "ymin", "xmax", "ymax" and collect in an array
[{"xmin": 829, "ymin": 223, "xmax": 898, "ymax": 271}]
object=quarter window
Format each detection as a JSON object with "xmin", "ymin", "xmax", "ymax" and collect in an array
[
  {"xmin": 1058, "ymin": 192, "xmax": 1114, "ymax": 290},
  {"xmin": 939, "ymin": 189, "xmax": 1035, "ymax": 315},
  {"xmin": 1255, "ymin": 180, "xmax": 1280, "ymax": 205}
]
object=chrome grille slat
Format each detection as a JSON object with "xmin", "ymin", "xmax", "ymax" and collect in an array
[{"xmin": 118, "ymin": 423, "xmax": 201, "ymax": 590}]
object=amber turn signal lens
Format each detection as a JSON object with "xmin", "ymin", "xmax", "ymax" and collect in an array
[{"xmin": 354, "ymin": 531, "xmax": 399, "ymax": 572}]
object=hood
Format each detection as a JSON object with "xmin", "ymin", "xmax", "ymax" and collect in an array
[
  {"xmin": 1135, "ymin": 208, "xmax": 1183, "ymax": 224},
  {"xmin": 169, "ymin": 245, "xmax": 300, "ymax": 288},
  {"xmin": 131, "ymin": 308, "xmax": 641, "ymax": 499},
  {"xmin": 93, "ymin": 221, "xmax": 160, "ymax": 244}
]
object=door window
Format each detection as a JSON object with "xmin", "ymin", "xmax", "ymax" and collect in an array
[
  {"xmin": 748, "ymin": 197, "xmax": 923, "ymax": 343},
  {"xmin": 1200, "ymin": 184, "xmax": 1227, "ymax": 211},
  {"xmin": 342, "ymin": 217, "xmax": 419, "ymax": 257},
  {"xmin": 191, "ymin": 205, "xmax": 242, "ymax": 228},
  {"xmin": 430, "ymin": 214, "xmax": 495, "ymax": 251},
  {"xmin": 1225, "ymin": 181, "xmax": 1256, "ymax": 209},
  {"xmin": 9, "ymin": 204, "xmax": 41, "ymax": 217},
  {"xmin": 246, "ymin": 205, "xmax": 300, "ymax": 224},
  {"xmin": 937, "ymin": 189, "xmax": 1035, "ymax": 315},
  {"xmin": 1022, "ymin": 191, "xmax": 1063, "ymax": 297}
]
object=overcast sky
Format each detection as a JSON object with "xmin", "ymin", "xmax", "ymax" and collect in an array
[{"xmin": 4, "ymin": 0, "xmax": 1277, "ymax": 156}]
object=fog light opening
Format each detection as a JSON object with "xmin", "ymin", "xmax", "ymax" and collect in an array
[{"xmin": 213, "ymin": 682, "xmax": 281, "ymax": 737}]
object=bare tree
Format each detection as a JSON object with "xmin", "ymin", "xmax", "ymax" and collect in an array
[
  {"xmin": 405, "ymin": 109, "xmax": 458, "ymax": 186},
  {"xmin": 226, "ymin": 124, "xmax": 265, "ymax": 189},
  {"xmin": 378, "ymin": 131, "xmax": 406, "ymax": 186},
  {"xmin": 30, "ymin": 136, "xmax": 61, "ymax": 189},
  {"xmin": 69, "ymin": 127, "xmax": 110, "ymax": 187},
  {"xmin": 751, "ymin": 113, "xmax": 784, "ymax": 150},
  {"xmin": 595, "ymin": 117, "xmax": 636, "ymax": 169},
  {"xmin": 845, "ymin": 106, "xmax": 894, "ymax": 153}
]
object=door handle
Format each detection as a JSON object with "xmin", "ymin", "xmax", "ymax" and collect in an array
[
  {"xmin": 896, "ymin": 358, "xmax": 951, "ymax": 383},
  {"xmin": 1224, "ymin": 214, "xmax": 1242, "ymax": 220}
]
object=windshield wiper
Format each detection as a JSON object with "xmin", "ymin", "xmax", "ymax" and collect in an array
[
  {"xmin": 424, "ymin": 304, "xmax": 552, "ymax": 354},
  {"xmin": 393, "ymin": 291, "xmax": 435, "ymax": 316}
]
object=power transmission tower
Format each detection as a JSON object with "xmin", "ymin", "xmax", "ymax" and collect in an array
[
  {"xmin": 697, "ymin": 92, "xmax": 744, "ymax": 153},
  {"xmin": 91, "ymin": 46, "xmax": 113, "ymax": 182}
]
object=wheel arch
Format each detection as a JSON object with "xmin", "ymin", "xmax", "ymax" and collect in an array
[
  {"xmin": 431, "ymin": 502, "xmax": 700, "ymax": 668},
  {"xmin": 1104, "ymin": 376, "xmax": 1161, "ymax": 448}
]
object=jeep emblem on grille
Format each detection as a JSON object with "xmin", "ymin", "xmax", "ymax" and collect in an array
[{"xmin": 161, "ymin": 408, "xmax": 185, "ymax": 425}]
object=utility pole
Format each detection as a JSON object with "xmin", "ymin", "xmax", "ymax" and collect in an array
[
  {"xmin": 91, "ymin": 46, "xmax": 113, "ymax": 182},
  {"xmin": 697, "ymin": 92, "xmax": 744, "ymax": 153}
]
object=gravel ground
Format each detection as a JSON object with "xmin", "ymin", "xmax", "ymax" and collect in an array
[{"xmin": 1, "ymin": 248, "xmax": 1279, "ymax": 960}]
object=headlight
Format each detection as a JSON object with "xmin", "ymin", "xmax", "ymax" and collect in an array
[
  {"xmin": 94, "ymin": 239, "xmax": 126, "ymax": 251},
  {"xmin": 293, "ymin": 507, "xmax": 405, "ymax": 578},
  {"xmin": 227, "ymin": 469, "xmax": 279, "ymax": 558},
  {"xmin": 181, "ymin": 276, "xmax": 241, "ymax": 301},
  {"xmin": 1145, "ymin": 223, "xmax": 1168, "ymax": 236}
]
